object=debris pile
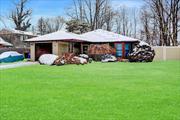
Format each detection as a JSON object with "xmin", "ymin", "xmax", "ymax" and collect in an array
[
  {"xmin": 101, "ymin": 54, "xmax": 117, "ymax": 62},
  {"xmin": 88, "ymin": 44, "xmax": 116, "ymax": 61},
  {"xmin": 128, "ymin": 41, "xmax": 155, "ymax": 62},
  {"xmin": 54, "ymin": 53, "xmax": 88, "ymax": 65}
]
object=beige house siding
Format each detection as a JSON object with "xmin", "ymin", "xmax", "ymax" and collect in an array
[
  {"xmin": 30, "ymin": 42, "xmax": 35, "ymax": 61},
  {"xmin": 153, "ymin": 46, "xmax": 180, "ymax": 61},
  {"xmin": 52, "ymin": 41, "xmax": 59, "ymax": 55},
  {"xmin": 52, "ymin": 41, "xmax": 69, "ymax": 56},
  {"xmin": 30, "ymin": 41, "xmax": 70, "ymax": 61},
  {"xmin": 58, "ymin": 42, "xmax": 69, "ymax": 56}
]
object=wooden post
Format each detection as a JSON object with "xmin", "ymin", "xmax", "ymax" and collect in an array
[
  {"xmin": 114, "ymin": 43, "xmax": 117, "ymax": 56},
  {"xmin": 69, "ymin": 42, "xmax": 72, "ymax": 52},
  {"xmin": 81, "ymin": 42, "xmax": 83, "ymax": 54},
  {"xmin": 72, "ymin": 43, "xmax": 74, "ymax": 53},
  {"xmin": 122, "ymin": 42, "xmax": 125, "ymax": 59}
]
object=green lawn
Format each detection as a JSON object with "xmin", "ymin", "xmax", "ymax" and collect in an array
[{"xmin": 0, "ymin": 61, "xmax": 180, "ymax": 120}]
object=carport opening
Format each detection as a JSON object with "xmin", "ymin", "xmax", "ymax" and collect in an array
[{"xmin": 35, "ymin": 43, "xmax": 52, "ymax": 61}]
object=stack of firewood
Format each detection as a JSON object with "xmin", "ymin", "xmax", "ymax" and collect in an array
[{"xmin": 128, "ymin": 41, "xmax": 155, "ymax": 62}]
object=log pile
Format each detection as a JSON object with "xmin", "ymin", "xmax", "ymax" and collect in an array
[
  {"xmin": 88, "ymin": 44, "xmax": 116, "ymax": 61},
  {"xmin": 128, "ymin": 41, "xmax": 155, "ymax": 62}
]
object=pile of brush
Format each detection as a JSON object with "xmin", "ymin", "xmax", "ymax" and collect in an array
[
  {"xmin": 88, "ymin": 44, "xmax": 116, "ymax": 61},
  {"xmin": 54, "ymin": 53, "xmax": 90, "ymax": 65},
  {"xmin": 39, "ymin": 53, "xmax": 91, "ymax": 66},
  {"xmin": 128, "ymin": 41, "xmax": 155, "ymax": 62}
]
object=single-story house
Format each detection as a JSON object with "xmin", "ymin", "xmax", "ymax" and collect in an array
[
  {"xmin": 25, "ymin": 29, "xmax": 138, "ymax": 61},
  {"xmin": 0, "ymin": 37, "xmax": 13, "ymax": 48},
  {"xmin": 25, "ymin": 31, "xmax": 88, "ymax": 61}
]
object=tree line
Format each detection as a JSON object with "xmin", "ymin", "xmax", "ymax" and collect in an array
[
  {"xmin": 1, "ymin": 0, "xmax": 179, "ymax": 46},
  {"xmin": 141, "ymin": 0, "xmax": 180, "ymax": 46}
]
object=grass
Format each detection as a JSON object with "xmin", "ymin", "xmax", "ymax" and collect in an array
[{"xmin": 0, "ymin": 61, "xmax": 180, "ymax": 120}]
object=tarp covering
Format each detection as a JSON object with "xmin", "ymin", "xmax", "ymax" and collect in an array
[
  {"xmin": 38, "ymin": 54, "xmax": 58, "ymax": 65},
  {"xmin": 0, "ymin": 51, "xmax": 24, "ymax": 63}
]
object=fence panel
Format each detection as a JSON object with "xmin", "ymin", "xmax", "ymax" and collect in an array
[{"xmin": 152, "ymin": 46, "xmax": 180, "ymax": 61}]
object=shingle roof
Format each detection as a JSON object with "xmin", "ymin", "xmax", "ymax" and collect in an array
[
  {"xmin": 25, "ymin": 29, "xmax": 139, "ymax": 42},
  {"xmin": 0, "ymin": 29, "xmax": 37, "ymax": 36},
  {"xmin": 0, "ymin": 37, "xmax": 13, "ymax": 46},
  {"xmin": 25, "ymin": 31, "xmax": 87, "ymax": 42},
  {"xmin": 80, "ymin": 29, "xmax": 138, "ymax": 42}
]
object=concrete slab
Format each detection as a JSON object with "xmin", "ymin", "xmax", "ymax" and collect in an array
[{"xmin": 0, "ymin": 62, "xmax": 39, "ymax": 70}]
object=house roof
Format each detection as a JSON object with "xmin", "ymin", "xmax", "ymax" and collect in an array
[
  {"xmin": 25, "ymin": 31, "xmax": 87, "ymax": 42},
  {"xmin": 0, "ymin": 37, "xmax": 13, "ymax": 46},
  {"xmin": 80, "ymin": 29, "xmax": 139, "ymax": 42},
  {"xmin": 0, "ymin": 29, "xmax": 37, "ymax": 36},
  {"xmin": 25, "ymin": 29, "xmax": 139, "ymax": 43}
]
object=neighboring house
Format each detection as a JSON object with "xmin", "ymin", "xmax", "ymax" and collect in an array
[
  {"xmin": 25, "ymin": 29, "xmax": 138, "ymax": 61},
  {"xmin": 0, "ymin": 29, "xmax": 37, "ymax": 48},
  {"xmin": 0, "ymin": 37, "xmax": 13, "ymax": 48}
]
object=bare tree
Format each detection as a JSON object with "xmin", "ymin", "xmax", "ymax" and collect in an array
[
  {"xmin": 45, "ymin": 16, "xmax": 65, "ymax": 33},
  {"xmin": 66, "ymin": 0, "xmax": 115, "ymax": 31},
  {"xmin": 144, "ymin": 0, "xmax": 180, "ymax": 46},
  {"xmin": 133, "ymin": 8, "xmax": 138, "ymax": 38},
  {"xmin": 114, "ymin": 6, "xmax": 137, "ymax": 37},
  {"xmin": 103, "ymin": 1, "xmax": 115, "ymax": 31},
  {"xmin": 37, "ymin": 17, "xmax": 46, "ymax": 35},
  {"xmin": 36, "ymin": 16, "xmax": 65, "ymax": 34},
  {"xmin": 140, "ymin": 7, "xmax": 151, "ymax": 44},
  {"xmin": 10, "ymin": 0, "xmax": 32, "ymax": 31}
]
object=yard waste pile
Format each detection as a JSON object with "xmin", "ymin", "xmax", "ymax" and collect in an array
[
  {"xmin": 88, "ymin": 44, "xmax": 116, "ymax": 61},
  {"xmin": 39, "ymin": 54, "xmax": 58, "ymax": 65},
  {"xmin": 128, "ymin": 41, "xmax": 155, "ymax": 62},
  {"xmin": 0, "ymin": 51, "xmax": 24, "ymax": 63},
  {"xmin": 39, "ymin": 53, "xmax": 89, "ymax": 66},
  {"xmin": 101, "ymin": 54, "xmax": 117, "ymax": 62},
  {"xmin": 54, "ymin": 53, "xmax": 88, "ymax": 65}
]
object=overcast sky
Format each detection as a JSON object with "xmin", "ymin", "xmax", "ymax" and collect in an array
[{"xmin": 0, "ymin": 0, "xmax": 145, "ymax": 29}]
